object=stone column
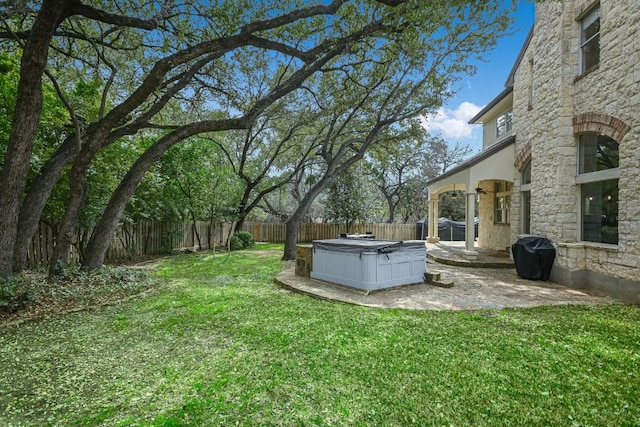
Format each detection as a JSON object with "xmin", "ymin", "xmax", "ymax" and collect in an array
[{"xmin": 462, "ymin": 192, "xmax": 478, "ymax": 259}]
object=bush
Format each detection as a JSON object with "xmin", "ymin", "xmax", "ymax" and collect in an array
[
  {"xmin": 229, "ymin": 231, "xmax": 255, "ymax": 251},
  {"xmin": 229, "ymin": 234, "xmax": 244, "ymax": 251},
  {"xmin": 50, "ymin": 260, "xmax": 80, "ymax": 281},
  {"xmin": 0, "ymin": 278, "xmax": 34, "ymax": 314},
  {"xmin": 235, "ymin": 231, "xmax": 255, "ymax": 248}
]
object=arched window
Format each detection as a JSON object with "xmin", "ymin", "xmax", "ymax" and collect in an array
[{"xmin": 577, "ymin": 132, "xmax": 619, "ymax": 244}]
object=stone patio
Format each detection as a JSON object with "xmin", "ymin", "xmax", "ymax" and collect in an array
[{"xmin": 275, "ymin": 242, "xmax": 618, "ymax": 310}]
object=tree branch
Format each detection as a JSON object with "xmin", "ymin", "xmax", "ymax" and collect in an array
[{"xmin": 72, "ymin": 3, "xmax": 162, "ymax": 30}]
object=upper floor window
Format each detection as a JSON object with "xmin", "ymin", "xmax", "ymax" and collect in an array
[
  {"xmin": 496, "ymin": 109, "xmax": 513, "ymax": 138},
  {"xmin": 527, "ymin": 59, "xmax": 535, "ymax": 109},
  {"xmin": 580, "ymin": 4, "xmax": 600, "ymax": 73}
]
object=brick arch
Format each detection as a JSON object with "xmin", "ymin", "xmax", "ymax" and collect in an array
[
  {"xmin": 514, "ymin": 142, "xmax": 531, "ymax": 171},
  {"xmin": 573, "ymin": 113, "xmax": 631, "ymax": 143}
]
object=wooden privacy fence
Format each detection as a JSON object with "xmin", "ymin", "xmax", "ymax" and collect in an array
[
  {"xmin": 241, "ymin": 222, "xmax": 416, "ymax": 243},
  {"xmin": 26, "ymin": 220, "xmax": 234, "ymax": 268},
  {"xmin": 104, "ymin": 221, "xmax": 235, "ymax": 260},
  {"xmin": 26, "ymin": 220, "xmax": 417, "ymax": 267}
]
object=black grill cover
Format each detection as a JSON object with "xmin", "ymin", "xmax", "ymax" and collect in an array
[{"xmin": 511, "ymin": 237, "xmax": 556, "ymax": 281}]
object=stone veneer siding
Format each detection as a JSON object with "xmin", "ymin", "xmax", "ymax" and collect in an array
[
  {"xmin": 509, "ymin": 0, "xmax": 639, "ymax": 302},
  {"xmin": 477, "ymin": 181, "xmax": 511, "ymax": 251}
]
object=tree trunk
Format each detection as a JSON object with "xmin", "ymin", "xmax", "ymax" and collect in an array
[
  {"xmin": 282, "ymin": 177, "xmax": 333, "ymax": 260},
  {"xmin": 234, "ymin": 185, "xmax": 255, "ymax": 235},
  {"xmin": 0, "ymin": 0, "xmax": 69, "ymax": 276},
  {"xmin": 386, "ymin": 194, "xmax": 395, "ymax": 223},
  {"xmin": 235, "ymin": 215, "xmax": 246, "ymax": 235},
  {"xmin": 82, "ymin": 157, "xmax": 156, "ymax": 269},
  {"xmin": 48, "ymin": 163, "xmax": 88, "ymax": 275},
  {"xmin": 82, "ymin": 126, "xmax": 212, "ymax": 268},
  {"xmin": 282, "ymin": 215, "xmax": 302, "ymax": 261},
  {"xmin": 13, "ymin": 136, "xmax": 77, "ymax": 272},
  {"xmin": 189, "ymin": 211, "xmax": 202, "ymax": 250}
]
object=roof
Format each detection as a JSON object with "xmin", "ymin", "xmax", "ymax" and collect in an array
[
  {"xmin": 467, "ymin": 86, "xmax": 513, "ymax": 124},
  {"xmin": 426, "ymin": 135, "xmax": 516, "ymax": 186}
]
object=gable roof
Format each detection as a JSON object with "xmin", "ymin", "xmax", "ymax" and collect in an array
[
  {"xmin": 467, "ymin": 86, "xmax": 513, "ymax": 124},
  {"xmin": 426, "ymin": 135, "xmax": 516, "ymax": 186}
]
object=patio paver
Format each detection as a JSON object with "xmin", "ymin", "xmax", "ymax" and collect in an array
[{"xmin": 275, "ymin": 244, "xmax": 617, "ymax": 310}]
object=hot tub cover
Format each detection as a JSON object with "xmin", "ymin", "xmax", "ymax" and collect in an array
[{"xmin": 312, "ymin": 239, "xmax": 425, "ymax": 254}]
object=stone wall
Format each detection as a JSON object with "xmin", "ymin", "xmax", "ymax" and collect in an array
[
  {"xmin": 477, "ymin": 181, "xmax": 511, "ymax": 251},
  {"xmin": 295, "ymin": 245, "xmax": 313, "ymax": 278},
  {"xmin": 510, "ymin": 0, "xmax": 639, "ymax": 300}
]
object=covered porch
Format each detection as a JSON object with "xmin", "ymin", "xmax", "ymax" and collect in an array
[{"xmin": 426, "ymin": 136, "xmax": 516, "ymax": 260}]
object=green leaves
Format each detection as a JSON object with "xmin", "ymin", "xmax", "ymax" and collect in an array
[{"xmin": 325, "ymin": 164, "xmax": 376, "ymax": 228}]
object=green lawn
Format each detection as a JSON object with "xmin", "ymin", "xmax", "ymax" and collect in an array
[{"xmin": 1, "ymin": 245, "xmax": 639, "ymax": 426}]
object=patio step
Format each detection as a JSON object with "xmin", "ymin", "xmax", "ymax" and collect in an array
[
  {"xmin": 426, "ymin": 246, "xmax": 514, "ymax": 269},
  {"xmin": 424, "ymin": 271, "xmax": 454, "ymax": 288}
]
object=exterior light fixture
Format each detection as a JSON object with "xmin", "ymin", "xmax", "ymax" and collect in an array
[{"xmin": 475, "ymin": 187, "xmax": 487, "ymax": 194}]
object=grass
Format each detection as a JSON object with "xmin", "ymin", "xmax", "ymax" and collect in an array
[{"xmin": 0, "ymin": 244, "xmax": 638, "ymax": 426}]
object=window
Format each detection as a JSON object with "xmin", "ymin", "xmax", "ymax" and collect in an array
[
  {"xmin": 578, "ymin": 132, "xmax": 618, "ymax": 173},
  {"xmin": 580, "ymin": 4, "xmax": 600, "ymax": 73},
  {"xmin": 494, "ymin": 181, "xmax": 512, "ymax": 224},
  {"xmin": 521, "ymin": 160, "xmax": 532, "ymax": 234},
  {"xmin": 527, "ymin": 59, "xmax": 534, "ymax": 109},
  {"xmin": 496, "ymin": 109, "xmax": 513, "ymax": 138},
  {"xmin": 577, "ymin": 132, "xmax": 618, "ymax": 244},
  {"xmin": 522, "ymin": 160, "xmax": 532, "ymax": 185}
]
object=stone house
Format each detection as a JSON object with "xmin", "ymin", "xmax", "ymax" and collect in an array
[{"xmin": 426, "ymin": 0, "xmax": 639, "ymax": 302}]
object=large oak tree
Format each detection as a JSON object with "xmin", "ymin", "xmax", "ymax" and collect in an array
[
  {"xmin": 0, "ymin": 0, "xmax": 515, "ymax": 273},
  {"xmin": 0, "ymin": 0, "xmax": 414, "ymax": 275}
]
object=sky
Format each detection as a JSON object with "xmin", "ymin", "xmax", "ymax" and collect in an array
[{"xmin": 421, "ymin": 1, "xmax": 536, "ymax": 153}]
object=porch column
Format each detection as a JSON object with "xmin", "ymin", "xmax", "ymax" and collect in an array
[
  {"xmin": 427, "ymin": 199, "xmax": 440, "ymax": 243},
  {"xmin": 462, "ymin": 191, "xmax": 478, "ymax": 259}
]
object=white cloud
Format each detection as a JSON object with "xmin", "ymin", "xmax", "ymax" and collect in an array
[{"xmin": 420, "ymin": 101, "xmax": 484, "ymax": 139}]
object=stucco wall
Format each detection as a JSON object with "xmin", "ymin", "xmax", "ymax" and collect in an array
[{"xmin": 481, "ymin": 94, "xmax": 515, "ymax": 150}]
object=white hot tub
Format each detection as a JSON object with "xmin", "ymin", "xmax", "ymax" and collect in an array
[{"xmin": 310, "ymin": 239, "xmax": 426, "ymax": 291}]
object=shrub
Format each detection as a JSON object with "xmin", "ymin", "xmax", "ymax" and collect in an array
[
  {"xmin": 0, "ymin": 278, "xmax": 34, "ymax": 313},
  {"xmin": 229, "ymin": 231, "xmax": 255, "ymax": 251},
  {"xmin": 50, "ymin": 260, "xmax": 80, "ymax": 281},
  {"xmin": 229, "ymin": 234, "xmax": 244, "ymax": 251},
  {"xmin": 234, "ymin": 231, "xmax": 255, "ymax": 249}
]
